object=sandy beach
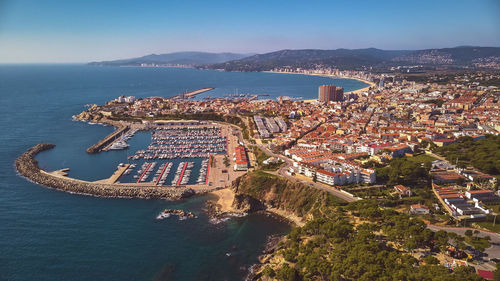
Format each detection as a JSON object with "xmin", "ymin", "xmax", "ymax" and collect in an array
[
  {"xmin": 210, "ymin": 188, "xmax": 237, "ymax": 213},
  {"xmin": 264, "ymin": 70, "xmax": 377, "ymax": 101}
]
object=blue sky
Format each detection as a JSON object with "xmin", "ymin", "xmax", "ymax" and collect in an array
[{"xmin": 0, "ymin": 0, "xmax": 498, "ymax": 62}]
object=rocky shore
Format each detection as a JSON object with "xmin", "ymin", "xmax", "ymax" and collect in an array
[
  {"xmin": 15, "ymin": 143, "xmax": 197, "ymax": 200},
  {"xmin": 157, "ymin": 209, "xmax": 197, "ymax": 220}
]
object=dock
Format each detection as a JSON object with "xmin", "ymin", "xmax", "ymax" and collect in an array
[
  {"xmin": 177, "ymin": 162, "xmax": 188, "ymax": 186},
  {"xmin": 94, "ymin": 164, "xmax": 130, "ymax": 184},
  {"xmin": 156, "ymin": 162, "xmax": 169, "ymax": 185},
  {"xmin": 86, "ymin": 125, "xmax": 130, "ymax": 154},
  {"xmin": 168, "ymin": 87, "xmax": 214, "ymax": 100},
  {"xmin": 137, "ymin": 162, "xmax": 153, "ymax": 183}
]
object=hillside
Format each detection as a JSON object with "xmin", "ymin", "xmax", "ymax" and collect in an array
[
  {"xmin": 89, "ymin": 51, "xmax": 252, "ymax": 66},
  {"xmin": 204, "ymin": 47, "xmax": 500, "ymax": 71},
  {"xmin": 231, "ymin": 171, "xmax": 346, "ymax": 218}
]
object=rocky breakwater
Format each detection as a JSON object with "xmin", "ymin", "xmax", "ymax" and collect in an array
[{"xmin": 15, "ymin": 143, "xmax": 195, "ymax": 200}]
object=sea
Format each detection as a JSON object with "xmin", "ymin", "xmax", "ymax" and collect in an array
[{"xmin": 0, "ymin": 65, "xmax": 368, "ymax": 281}]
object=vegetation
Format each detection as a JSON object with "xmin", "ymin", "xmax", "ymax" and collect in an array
[
  {"xmin": 376, "ymin": 155, "xmax": 433, "ymax": 186},
  {"xmin": 251, "ymin": 146, "xmax": 283, "ymax": 171},
  {"xmin": 434, "ymin": 135, "xmax": 500, "ymax": 175},
  {"xmin": 271, "ymin": 203, "xmax": 483, "ymax": 281},
  {"xmin": 205, "ymin": 47, "xmax": 500, "ymax": 72},
  {"xmin": 424, "ymin": 99, "xmax": 445, "ymax": 107},
  {"xmin": 223, "ymin": 155, "xmax": 230, "ymax": 167},
  {"xmin": 233, "ymin": 171, "xmax": 346, "ymax": 217}
]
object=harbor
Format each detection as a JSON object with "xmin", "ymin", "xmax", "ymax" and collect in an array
[
  {"xmin": 97, "ymin": 123, "xmax": 246, "ymax": 188},
  {"xmin": 129, "ymin": 126, "xmax": 227, "ymax": 160},
  {"xmin": 86, "ymin": 125, "xmax": 130, "ymax": 154}
]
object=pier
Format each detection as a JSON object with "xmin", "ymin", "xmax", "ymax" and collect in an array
[
  {"xmin": 156, "ymin": 162, "xmax": 169, "ymax": 185},
  {"xmin": 137, "ymin": 162, "xmax": 153, "ymax": 183},
  {"xmin": 168, "ymin": 87, "xmax": 214, "ymax": 100},
  {"xmin": 206, "ymin": 156, "xmax": 211, "ymax": 185},
  {"xmin": 94, "ymin": 164, "xmax": 130, "ymax": 184},
  {"xmin": 177, "ymin": 162, "xmax": 188, "ymax": 186},
  {"xmin": 86, "ymin": 125, "xmax": 130, "ymax": 154}
]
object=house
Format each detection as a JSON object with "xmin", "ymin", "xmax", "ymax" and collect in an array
[
  {"xmin": 465, "ymin": 190, "xmax": 500, "ymax": 204},
  {"xmin": 410, "ymin": 204, "xmax": 430, "ymax": 215},
  {"xmin": 433, "ymin": 138, "xmax": 456, "ymax": 147},
  {"xmin": 394, "ymin": 185, "xmax": 412, "ymax": 197},
  {"xmin": 431, "ymin": 170, "xmax": 464, "ymax": 184},
  {"xmin": 233, "ymin": 145, "xmax": 249, "ymax": 171}
]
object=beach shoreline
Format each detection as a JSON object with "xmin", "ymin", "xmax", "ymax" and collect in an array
[{"xmin": 263, "ymin": 70, "xmax": 376, "ymax": 101}]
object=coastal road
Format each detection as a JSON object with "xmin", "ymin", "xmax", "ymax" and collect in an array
[
  {"xmin": 254, "ymin": 143, "xmax": 359, "ymax": 203},
  {"xmin": 427, "ymin": 224, "xmax": 500, "ymax": 260},
  {"xmin": 229, "ymin": 122, "xmax": 359, "ymax": 202}
]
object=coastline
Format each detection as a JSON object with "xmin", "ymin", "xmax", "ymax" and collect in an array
[
  {"xmin": 263, "ymin": 70, "xmax": 376, "ymax": 102},
  {"xmin": 209, "ymin": 188, "xmax": 304, "ymax": 226}
]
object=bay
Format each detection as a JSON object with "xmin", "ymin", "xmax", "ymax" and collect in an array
[{"xmin": 0, "ymin": 65, "xmax": 366, "ymax": 281}]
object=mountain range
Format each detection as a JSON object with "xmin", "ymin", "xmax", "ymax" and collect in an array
[
  {"xmin": 205, "ymin": 47, "xmax": 500, "ymax": 71},
  {"xmin": 88, "ymin": 52, "xmax": 253, "ymax": 66},
  {"xmin": 89, "ymin": 47, "xmax": 500, "ymax": 70}
]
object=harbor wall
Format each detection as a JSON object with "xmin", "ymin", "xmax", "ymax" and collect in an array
[
  {"xmin": 15, "ymin": 143, "xmax": 197, "ymax": 200},
  {"xmin": 86, "ymin": 125, "xmax": 129, "ymax": 154}
]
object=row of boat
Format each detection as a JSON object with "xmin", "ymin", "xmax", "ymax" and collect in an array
[
  {"xmin": 106, "ymin": 128, "xmax": 139, "ymax": 151},
  {"xmin": 170, "ymin": 161, "xmax": 194, "ymax": 185},
  {"xmin": 153, "ymin": 127, "xmax": 221, "ymax": 140},
  {"xmin": 197, "ymin": 159, "xmax": 209, "ymax": 184},
  {"xmin": 129, "ymin": 128, "xmax": 227, "ymax": 160},
  {"xmin": 123, "ymin": 163, "xmax": 137, "ymax": 175},
  {"xmin": 133, "ymin": 162, "xmax": 156, "ymax": 183},
  {"xmin": 152, "ymin": 162, "xmax": 173, "ymax": 185}
]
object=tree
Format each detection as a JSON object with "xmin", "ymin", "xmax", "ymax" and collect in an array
[
  {"xmin": 423, "ymin": 255, "xmax": 440, "ymax": 265},
  {"xmin": 465, "ymin": 229, "xmax": 473, "ymax": 237},
  {"xmin": 276, "ymin": 263, "xmax": 298, "ymax": 281},
  {"xmin": 262, "ymin": 266, "xmax": 275, "ymax": 277},
  {"xmin": 494, "ymin": 262, "xmax": 500, "ymax": 281}
]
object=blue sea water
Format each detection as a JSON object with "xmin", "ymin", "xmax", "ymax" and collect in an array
[{"xmin": 0, "ymin": 65, "xmax": 367, "ymax": 281}]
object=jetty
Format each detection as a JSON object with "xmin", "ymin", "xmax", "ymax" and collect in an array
[
  {"xmin": 86, "ymin": 125, "xmax": 130, "ymax": 154},
  {"xmin": 14, "ymin": 143, "xmax": 212, "ymax": 200},
  {"xmin": 168, "ymin": 87, "xmax": 214, "ymax": 100}
]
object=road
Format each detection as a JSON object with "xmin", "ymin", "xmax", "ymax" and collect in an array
[
  {"xmin": 427, "ymin": 224, "xmax": 500, "ymax": 260},
  {"xmin": 254, "ymin": 142, "xmax": 359, "ymax": 203},
  {"xmin": 228, "ymin": 121, "xmax": 359, "ymax": 202}
]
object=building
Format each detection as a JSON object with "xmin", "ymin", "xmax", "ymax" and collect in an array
[
  {"xmin": 394, "ymin": 185, "xmax": 412, "ymax": 197},
  {"xmin": 318, "ymin": 85, "xmax": 344, "ymax": 102},
  {"xmin": 465, "ymin": 190, "xmax": 500, "ymax": 204},
  {"xmin": 233, "ymin": 145, "xmax": 249, "ymax": 171},
  {"xmin": 410, "ymin": 204, "xmax": 430, "ymax": 215}
]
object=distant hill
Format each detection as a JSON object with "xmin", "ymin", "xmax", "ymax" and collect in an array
[
  {"xmin": 89, "ymin": 52, "xmax": 253, "ymax": 66},
  {"xmin": 204, "ymin": 47, "xmax": 500, "ymax": 71},
  {"xmin": 392, "ymin": 46, "xmax": 500, "ymax": 65}
]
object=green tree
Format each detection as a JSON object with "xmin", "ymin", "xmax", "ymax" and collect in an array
[
  {"xmin": 276, "ymin": 263, "xmax": 298, "ymax": 281},
  {"xmin": 423, "ymin": 255, "xmax": 440, "ymax": 264}
]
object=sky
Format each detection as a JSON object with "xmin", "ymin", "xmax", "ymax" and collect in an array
[{"xmin": 0, "ymin": 0, "xmax": 499, "ymax": 63}]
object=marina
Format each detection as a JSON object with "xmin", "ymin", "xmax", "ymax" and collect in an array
[
  {"xmin": 129, "ymin": 126, "xmax": 227, "ymax": 160},
  {"xmin": 92, "ymin": 123, "xmax": 245, "ymax": 188},
  {"xmin": 103, "ymin": 128, "xmax": 139, "ymax": 151}
]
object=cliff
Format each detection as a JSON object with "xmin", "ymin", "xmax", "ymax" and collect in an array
[
  {"xmin": 15, "ymin": 143, "xmax": 197, "ymax": 199},
  {"xmin": 230, "ymin": 171, "xmax": 346, "ymax": 220}
]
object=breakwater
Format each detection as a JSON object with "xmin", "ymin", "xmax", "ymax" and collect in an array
[
  {"xmin": 86, "ymin": 125, "xmax": 129, "ymax": 154},
  {"xmin": 15, "ymin": 143, "xmax": 197, "ymax": 200}
]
